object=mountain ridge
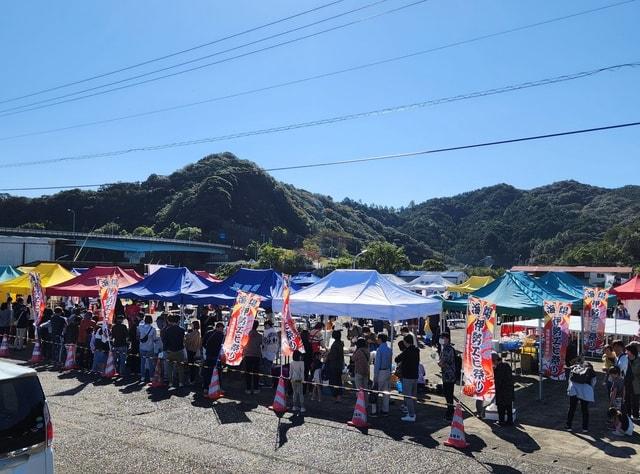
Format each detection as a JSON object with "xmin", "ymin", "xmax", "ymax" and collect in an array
[{"xmin": 0, "ymin": 152, "xmax": 638, "ymax": 268}]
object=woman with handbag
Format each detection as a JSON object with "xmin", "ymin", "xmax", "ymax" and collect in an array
[{"xmin": 565, "ymin": 360, "xmax": 597, "ymax": 432}]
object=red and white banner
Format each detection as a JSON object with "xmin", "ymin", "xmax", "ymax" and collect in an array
[
  {"xmin": 280, "ymin": 278, "xmax": 304, "ymax": 357},
  {"xmin": 582, "ymin": 287, "xmax": 608, "ymax": 353},
  {"xmin": 463, "ymin": 297, "xmax": 496, "ymax": 400},
  {"xmin": 98, "ymin": 275, "xmax": 119, "ymax": 325},
  {"xmin": 223, "ymin": 291, "xmax": 261, "ymax": 366},
  {"xmin": 542, "ymin": 301, "xmax": 571, "ymax": 380},
  {"xmin": 29, "ymin": 272, "xmax": 46, "ymax": 326}
]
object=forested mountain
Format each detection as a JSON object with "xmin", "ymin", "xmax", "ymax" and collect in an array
[{"xmin": 1, "ymin": 152, "xmax": 638, "ymax": 268}]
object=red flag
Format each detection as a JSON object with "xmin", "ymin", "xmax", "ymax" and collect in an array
[
  {"xmin": 542, "ymin": 301, "xmax": 571, "ymax": 379},
  {"xmin": 98, "ymin": 274, "xmax": 120, "ymax": 325},
  {"xmin": 280, "ymin": 278, "xmax": 304, "ymax": 357},
  {"xmin": 582, "ymin": 287, "xmax": 608, "ymax": 353},
  {"xmin": 463, "ymin": 297, "xmax": 496, "ymax": 400},
  {"xmin": 223, "ymin": 291, "xmax": 261, "ymax": 366}
]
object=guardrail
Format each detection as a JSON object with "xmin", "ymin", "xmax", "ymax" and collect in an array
[{"xmin": 0, "ymin": 227, "xmax": 242, "ymax": 250}]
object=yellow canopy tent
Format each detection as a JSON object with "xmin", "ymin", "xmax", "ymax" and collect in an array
[
  {"xmin": 0, "ymin": 263, "xmax": 75, "ymax": 295},
  {"xmin": 447, "ymin": 275, "xmax": 494, "ymax": 294}
]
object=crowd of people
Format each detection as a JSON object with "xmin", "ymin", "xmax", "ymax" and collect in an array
[{"xmin": 1, "ymin": 297, "xmax": 640, "ymax": 437}]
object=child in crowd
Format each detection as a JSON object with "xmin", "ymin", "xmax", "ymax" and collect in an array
[
  {"xmin": 608, "ymin": 407, "xmax": 634, "ymax": 436},
  {"xmin": 602, "ymin": 344, "xmax": 616, "ymax": 393},
  {"xmin": 609, "ymin": 366, "xmax": 625, "ymax": 410},
  {"xmin": 310, "ymin": 351, "xmax": 323, "ymax": 402},
  {"xmin": 290, "ymin": 350, "xmax": 306, "ymax": 413}
]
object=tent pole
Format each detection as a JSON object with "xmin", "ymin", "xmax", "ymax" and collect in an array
[
  {"xmin": 538, "ymin": 316, "xmax": 542, "ymax": 401},
  {"xmin": 614, "ymin": 307, "xmax": 618, "ymax": 340}
]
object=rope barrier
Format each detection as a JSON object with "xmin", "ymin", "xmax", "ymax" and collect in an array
[{"xmin": 0, "ymin": 332, "xmax": 477, "ymax": 412}]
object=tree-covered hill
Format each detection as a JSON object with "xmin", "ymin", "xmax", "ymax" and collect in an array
[{"xmin": 1, "ymin": 152, "xmax": 638, "ymax": 267}]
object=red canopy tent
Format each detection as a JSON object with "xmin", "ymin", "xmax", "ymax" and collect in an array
[
  {"xmin": 610, "ymin": 275, "xmax": 640, "ymax": 300},
  {"xmin": 194, "ymin": 270, "xmax": 222, "ymax": 283},
  {"xmin": 47, "ymin": 266, "xmax": 143, "ymax": 297}
]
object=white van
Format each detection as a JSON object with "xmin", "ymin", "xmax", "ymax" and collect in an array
[{"xmin": 0, "ymin": 361, "xmax": 54, "ymax": 473}]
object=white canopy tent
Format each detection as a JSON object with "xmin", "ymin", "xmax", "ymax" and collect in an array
[
  {"xmin": 404, "ymin": 274, "xmax": 452, "ymax": 292},
  {"xmin": 381, "ymin": 273, "xmax": 409, "ymax": 287},
  {"xmin": 272, "ymin": 269, "xmax": 442, "ymax": 321},
  {"xmin": 515, "ymin": 315, "xmax": 639, "ymax": 337}
]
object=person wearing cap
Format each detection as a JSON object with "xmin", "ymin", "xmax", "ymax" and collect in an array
[
  {"xmin": 492, "ymin": 352, "xmax": 514, "ymax": 426},
  {"xmin": 438, "ymin": 332, "xmax": 456, "ymax": 421}
]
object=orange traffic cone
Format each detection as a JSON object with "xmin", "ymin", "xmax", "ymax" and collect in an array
[
  {"xmin": 30, "ymin": 340, "xmax": 44, "ymax": 364},
  {"xmin": 63, "ymin": 344, "xmax": 77, "ymax": 370},
  {"xmin": 443, "ymin": 403, "xmax": 470, "ymax": 449},
  {"xmin": 347, "ymin": 388, "xmax": 370, "ymax": 429},
  {"xmin": 268, "ymin": 376, "xmax": 287, "ymax": 415},
  {"xmin": 149, "ymin": 357, "xmax": 166, "ymax": 388},
  {"xmin": 0, "ymin": 335, "xmax": 10, "ymax": 357},
  {"xmin": 205, "ymin": 367, "xmax": 224, "ymax": 400},
  {"xmin": 102, "ymin": 351, "xmax": 117, "ymax": 378}
]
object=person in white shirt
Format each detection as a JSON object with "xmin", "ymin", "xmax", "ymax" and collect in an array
[
  {"xmin": 261, "ymin": 319, "xmax": 279, "ymax": 386},
  {"xmin": 138, "ymin": 315, "xmax": 158, "ymax": 382},
  {"xmin": 290, "ymin": 350, "xmax": 306, "ymax": 412},
  {"xmin": 613, "ymin": 340, "xmax": 629, "ymax": 376}
]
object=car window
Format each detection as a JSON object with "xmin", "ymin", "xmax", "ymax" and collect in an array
[{"xmin": 0, "ymin": 376, "xmax": 46, "ymax": 453}]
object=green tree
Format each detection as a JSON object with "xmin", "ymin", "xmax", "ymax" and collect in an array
[
  {"xmin": 358, "ymin": 241, "xmax": 410, "ymax": 274},
  {"xmin": 157, "ymin": 222, "xmax": 181, "ymax": 239},
  {"xmin": 132, "ymin": 226, "xmax": 155, "ymax": 237},
  {"xmin": 421, "ymin": 258, "xmax": 446, "ymax": 271},
  {"xmin": 18, "ymin": 222, "xmax": 46, "ymax": 230},
  {"xmin": 94, "ymin": 222, "xmax": 121, "ymax": 235},
  {"xmin": 271, "ymin": 226, "xmax": 288, "ymax": 246},
  {"xmin": 562, "ymin": 241, "xmax": 628, "ymax": 265},
  {"xmin": 175, "ymin": 226, "xmax": 202, "ymax": 241}
]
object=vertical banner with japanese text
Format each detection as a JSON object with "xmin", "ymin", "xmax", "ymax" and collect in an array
[
  {"xmin": 29, "ymin": 272, "xmax": 46, "ymax": 326},
  {"xmin": 542, "ymin": 301, "xmax": 571, "ymax": 380},
  {"xmin": 280, "ymin": 277, "xmax": 304, "ymax": 357},
  {"xmin": 223, "ymin": 291, "xmax": 261, "ymax": 366},
  {"xmin": 463, "ymin": 297, "xmax": 496, "ymax": 400},
  {"xmin": 582, "ymin": 287, "xmax": 608, "ymax": 353},
  {"xmin": 98, "ymin": 275, "xmax": 120, "ymax": 344}
]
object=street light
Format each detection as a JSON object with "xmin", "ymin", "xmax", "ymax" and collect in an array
[
  {"xmin": 352, "ymin": 249, "xmax": 368, "ymax": 269},
  {"xmin": 67, "ymin": 208, "xmax": 76, "ymax": 233}
]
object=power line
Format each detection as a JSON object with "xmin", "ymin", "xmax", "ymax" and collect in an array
[
  {"xmin": 0, "ymin": 1, "xmax": 635, "ymax": 138},
  {"xmin": 1, "ymin": 120, "xmax": 638, "ymax": 192},
  {"xmin": 0, "ymin": 0, "xmax": 421, "ymax": 117},
  {"xmin": 0, "ymin": 0, "xmax": 348, "ymax": 106},
  {"xmin": 0, "ymin": 61, "xmax": 637, "ymax": 169}
]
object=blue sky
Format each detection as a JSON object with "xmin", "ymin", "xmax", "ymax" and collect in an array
[{"xmin": 0, "ymin": 0, "xmax": 638, "ymax": 207}]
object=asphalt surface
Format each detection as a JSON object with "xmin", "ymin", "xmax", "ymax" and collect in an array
[{"xmin": 3, "ymin": 325, "xmax": 639, "ymax": 473}]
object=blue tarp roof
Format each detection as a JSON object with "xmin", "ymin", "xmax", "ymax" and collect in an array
[
  {"xmin": 118, "ymin": 267, "xmax": 213, "ymax": 303},
  {"xmin": 186, "ymin": 268, "xmax": 287, "ymax": 309},
  {"xmin": 291, "ymin": 272, "xmax": 321, "ymax": 286},
  {"xmin": 0, "ymin": 265, "xmax": 22, "ymax": 283}
]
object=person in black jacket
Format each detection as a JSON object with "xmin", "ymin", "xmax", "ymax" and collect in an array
[
  {"xmin": 395, "ymin": 334, "xmax": 420, "ymax": 422},
  {"xmin": 492, "ymin": 352, "xmax": 514, "ymax": 426},
  {"xmin": 50, "ymin": 307, "xmax": 67, "ymax": 365},
  {"xmin": 111, "ymin": 315, "xmax": 129, "ymax": 376},
  {"xmin": 201, "ymin": 322, "xmax": 225, "ymax": 394}
]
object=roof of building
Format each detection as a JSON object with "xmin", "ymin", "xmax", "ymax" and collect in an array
[{"xmin": 511, "ymin": 265, "xmax": 633, "ymax": 273}]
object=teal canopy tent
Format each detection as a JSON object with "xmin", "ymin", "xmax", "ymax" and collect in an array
[
  {"xmin": 0, "ymin": 265, "xmax": 22, "ymax": 282},
  {"xmin": 442, "ymin": 271, "xmax": 579, "ymax": 319},
  {"xmin": 538, "ymin": 271, "xmax": 617, "ymax": 308}
]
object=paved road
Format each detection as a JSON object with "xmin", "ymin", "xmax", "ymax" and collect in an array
[{"xmin": 7, "ymin": 355, "xmax": 633, "ymax": 474}]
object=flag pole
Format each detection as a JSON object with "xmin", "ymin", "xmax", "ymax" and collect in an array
[{"xmin": 537, "ymin": 316, "xmax": 543, "ymax": 401}]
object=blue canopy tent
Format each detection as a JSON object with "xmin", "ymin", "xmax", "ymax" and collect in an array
[
  {"xmin": 186, "ymin": 268, "xmax": 287, "ymax": 309},
  {"xmin": 0, "ymin": 265, "xmax": 22, "ymax": 282},
  {"xmin": 118, "ymin": 267, "xmax": 213, "ymax": 303},
  {"xmin": 290, "ymin": 272, "xmax": 321, "ymax": 287}
]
